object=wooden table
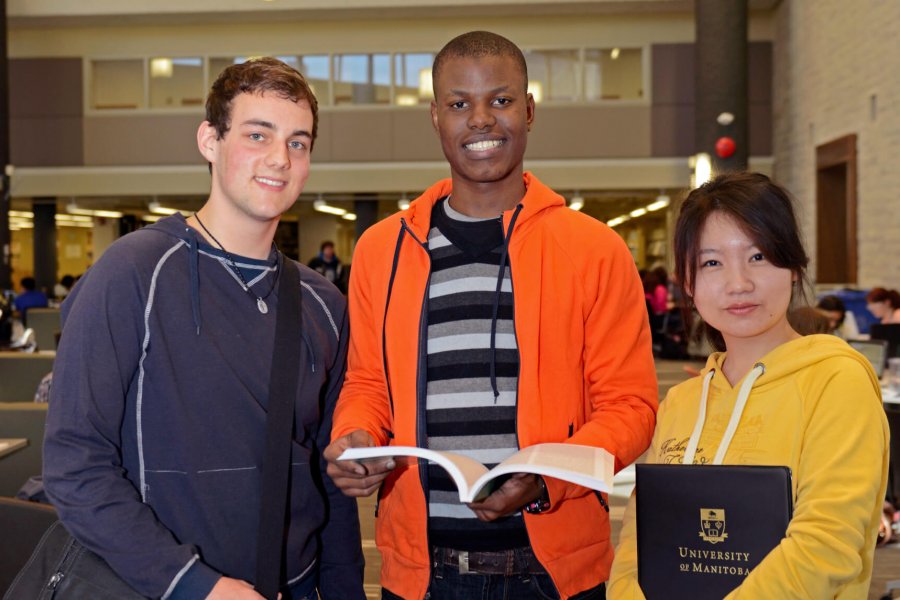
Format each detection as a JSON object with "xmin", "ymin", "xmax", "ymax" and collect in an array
[{"xmin": 0, "ymin": 438, "xmax": 28, "ymax": 459}]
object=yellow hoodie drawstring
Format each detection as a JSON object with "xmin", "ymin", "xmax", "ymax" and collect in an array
[{"xmin": 682, "ymin": 363, "xmax": 766, "ymax": 465}]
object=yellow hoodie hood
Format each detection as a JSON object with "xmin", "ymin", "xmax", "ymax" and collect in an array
[{"xmin": 701, "ymin": 334, "xmax": 882, "ymax": 399}]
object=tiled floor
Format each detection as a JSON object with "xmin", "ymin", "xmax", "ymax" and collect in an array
[{"xmin": 357, "ymin": 359, "xmax": 900, "ymax": 599}]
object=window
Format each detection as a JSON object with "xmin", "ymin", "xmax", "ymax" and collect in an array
[
  {"xmin": 584, "ymin": 48, "xmax": 643, "ymax": 101},
  {"xmin": 524, "ymin": 50, "xmax": 580, "ymax": 102},
  {"xmin": 209, "ymin": 56, "xmax": 241, "ymax": 87},
  {"xmin": 149, "ymin": 57, "xmax": 204, "ymax": 108},
  {"xmin": 394, "ymin": 53, "xmax": 434, "ymax": 105},
  {"xmin": 91, "ymin": 59, "xmax": 145, "ymax": 110},
  {"xmin": 333, "ymin": 53, "xmax": 391, "ymax": 105},
  {"xmin": 88, "ymin": 47, "xmax": 646, "ymax": 113},
  {"xmin": 298, "ymin": 55, "xmax": 331, "ymax": 106}
]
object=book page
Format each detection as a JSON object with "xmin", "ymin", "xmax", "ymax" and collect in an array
[
  {"xmin": 339, "ymin": 443, "xmax": 614, "ymax": 503},
  {"xmin": 470, "ymin": 443, "xmax": 614, "ymax": 500},
  {"xmin": 338, "ymin": 446, "xmax": 489, "ymax": 500}
]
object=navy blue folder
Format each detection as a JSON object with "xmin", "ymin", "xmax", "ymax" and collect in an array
[{"xmin": 636, "ymin": 464, "xmax": 792, "ymax": 600}]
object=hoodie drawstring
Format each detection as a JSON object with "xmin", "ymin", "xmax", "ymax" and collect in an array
[
  {"xmin": 683, "ymin": 363, "xmax": 766, "ymax": 465},
  {"xmin": 381, "ymin": 223, "xmax": 412, "ymax": 419},
  {"xmin": 186, "ymin": 227, "xmax": 202, "ymax": 335},
  {"xmin": 489, "ymin": 204, "xmax": 524, "ymax": 403}
]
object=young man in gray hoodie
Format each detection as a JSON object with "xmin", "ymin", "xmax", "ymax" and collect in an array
[{"xmin": 43, "ymin": 57, "xmax": 364, "ymax": 600}]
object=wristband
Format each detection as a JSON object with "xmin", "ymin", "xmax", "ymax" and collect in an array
[{"xmin": 523, "ymin": 477, "xmax": 551, "ymax": 514}]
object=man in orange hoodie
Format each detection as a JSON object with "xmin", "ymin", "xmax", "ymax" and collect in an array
[{"xmin": 324, "ymin": 31, "xmax": 658, "ymax": 600}]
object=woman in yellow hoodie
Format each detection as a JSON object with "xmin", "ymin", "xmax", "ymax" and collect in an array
[{"xmin": 608, "ymin": 172, "xmax": 889, "ymax": 599}]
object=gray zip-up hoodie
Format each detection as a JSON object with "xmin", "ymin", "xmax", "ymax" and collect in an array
[{"xmin": 43, "ymin": 214, "xmax": 364, "ymax": 599}]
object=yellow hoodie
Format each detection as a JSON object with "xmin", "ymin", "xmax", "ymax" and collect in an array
[{"xmin": 608, "ymin": 334, "xmax": 889, "ymax": 599}]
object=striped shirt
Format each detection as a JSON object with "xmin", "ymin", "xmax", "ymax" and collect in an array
[{"xmin": 425, "ymin": 197, "xmax": 527, "ymax": 551}]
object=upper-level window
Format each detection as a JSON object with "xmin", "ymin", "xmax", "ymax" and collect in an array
[
  {"xmin": 333, "ymin": 53, "xmax": 391, "ymax": 105},
  {"xmin": 524, "ymin": 50, "xmax": 580, "ymax": 103},
  {"xmin": 394, "ymin": 53, "xmax": 434, "ymax": 105},
  {"xmin": 584, "ymin": 48, "xmax": 644, "ymax": 100},
  {"xmin": 149, "ymin": 57, "xmax": 204, "ymax": 108},
  {"xmin": 91, "ymin": 59, "xmax": 145, "ymax": 110},
  {"xmin": 299, "ymin": 55, "xmax": 331, "ymax": 106},
  {"xmin": 208, "ymin": 55, "xmax": 332, "ymax": 106},
  {"xmin": 87, "ymin": 47, "xmax": 645, "ymax": 112}
]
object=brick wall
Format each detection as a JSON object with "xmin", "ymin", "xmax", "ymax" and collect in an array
[{"xmin": 773, "ymin": 0, "xmax": 900, "ymax": 287}]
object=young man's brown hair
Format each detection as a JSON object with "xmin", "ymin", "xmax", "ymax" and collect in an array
[{"xmin": 205, "ymin": 57, "xmax": 319, "ymax": 149}]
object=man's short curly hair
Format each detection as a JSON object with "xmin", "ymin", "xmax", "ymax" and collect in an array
[
  {"xmin": 205, "ymin": 57, "xmax": 318, "ymax": 150},
  {"xmin": 432, "ymin": 31, "xmax": 528, "ymax": 94}
]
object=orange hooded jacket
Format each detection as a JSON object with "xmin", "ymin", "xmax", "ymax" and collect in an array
[{"xmin": 332, "ymin": 173, "xmax": 658, "ymax": 599}]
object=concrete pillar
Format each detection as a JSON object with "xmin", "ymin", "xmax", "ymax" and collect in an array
[
  {"xmin": 0, "ymin": 0, "xmax": 11, "ymax": 289},
  {"xmin": 32, "ymin": 198, "xmax": 57, "ymax": 295},
  {"xmin": 354, "ymin": 195, "xmax": 379, "ymax": 239},
  {"xmin": 695, "ymin": 0, "xmax": 749, "ymax": 173}
]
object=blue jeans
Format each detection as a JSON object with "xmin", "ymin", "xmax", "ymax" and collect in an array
[{"xmin": 381, "ymin": 551, "xmax": 605, "ymax": 600}]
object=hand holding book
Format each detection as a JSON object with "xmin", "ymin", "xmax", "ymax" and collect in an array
[
  {"xmin": 324, "ymin": 429, "xmax": 397, "ymax": 497},
  {"xmin": 467, "ymin": 473, "xmax": 545, "ymax": 521}
]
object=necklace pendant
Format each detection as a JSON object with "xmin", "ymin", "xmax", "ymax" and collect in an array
[{"xmin": 257, "ymin": 298, "xmax": 269, "ymax": 314}]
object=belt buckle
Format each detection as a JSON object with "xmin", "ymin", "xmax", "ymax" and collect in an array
[{"xmin": 458, "ymin": 550, "xmax": 470, "ymax": 575}]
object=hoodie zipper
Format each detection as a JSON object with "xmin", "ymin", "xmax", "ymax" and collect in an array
[
  {"xmin": 376, "ymin": 218, "xmax": 431, "ymax": 526},
  {"xmin": 397, "ymin": 218, "xmax": 432, "ymax": 483}
]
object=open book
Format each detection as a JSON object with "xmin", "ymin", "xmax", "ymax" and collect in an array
[{"xmin": 338, "ymin": 443, "xmax": 614, "ymax": 503}]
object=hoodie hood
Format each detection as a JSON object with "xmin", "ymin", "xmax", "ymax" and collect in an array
[
  {"xmin": 144, "ymin": 213, "xmax": 205, "ymax": 334},
  {"xmin": 402, "ymin": 171, "xmax": 566, "ymax": 240},
  {"xmin": 701, "ymin": 334, "xmax": 882, "ymax": 396}
]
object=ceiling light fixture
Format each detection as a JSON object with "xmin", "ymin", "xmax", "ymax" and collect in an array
[
  {"xmin": 395, "ymin": 94, "xmax": 418, "ymax": 106},
  {"xmin": 67, "ymin": 201, "xmax": 123, "ymax": 219},
  {"xmin": 55, "ymin": 214, "xmax": 93, "ymax": 223},
  {"xmin": 148, "ymin": 200, "xmax": 182, "ymax": 215},
  {"xmin": 607, "ymin": 215, "xmax": 630, "ymax": 228},
  {"xmin": 647, "ymin": 195, "xmax": 670, "ymax": 212},
  {"xmin": 313, "ymin": 199, "xmax": 347, "ymax": 216},
  {"xmin": 418, "ymin": 69, "xmax": 433, "ymax": 99},
  {"xmin": 690, "ymin": 153, "xmax": 712, "ymax": 188},
  {"xmin": 150, "ymin": 58, "xmax": 174, "ymax": 78}
]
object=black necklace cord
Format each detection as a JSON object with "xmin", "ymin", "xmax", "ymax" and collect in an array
[{"xmin": 193, "ymin": 212, "xmax": 282, "ymax": 311}]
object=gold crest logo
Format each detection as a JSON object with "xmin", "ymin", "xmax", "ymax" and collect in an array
[{"xmin": 699, "ymin": 508, "xmax": 728, "ymax": 544}]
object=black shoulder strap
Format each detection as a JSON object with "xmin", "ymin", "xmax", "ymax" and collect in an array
[{"xmin": 255, "ymin": 259, "xmax": 302, "ymax": 600}]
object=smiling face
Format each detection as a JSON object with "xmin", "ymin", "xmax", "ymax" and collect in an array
[
  {"xmin": 198, "ymin": 91, "xmax": 314, "ymax": 226},
  {"xmin": 690, "ymin": 212, "xmax": 798, "ymax": 354},
  {"xmin": 430, "ymin": 54, "xmax": 534, "ymax": 192}
]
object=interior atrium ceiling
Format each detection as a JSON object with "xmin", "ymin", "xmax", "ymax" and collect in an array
[{"xmin": 8, "ymin": 0, "xmax": 781, "ymax": 27}]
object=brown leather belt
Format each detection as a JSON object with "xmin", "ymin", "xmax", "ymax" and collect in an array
[{"xmin": 431, "ymin": 546, "xmax": 547, "ymax": 576}]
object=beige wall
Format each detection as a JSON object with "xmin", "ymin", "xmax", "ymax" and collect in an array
[
  {"xmin": 56, "ymin": 227, "xmax": 93, "ymax": 278},
  {"xmin": 772, "ymin": 1, "xmax": 900, "ymax": 287},
  {"xmin": 10, "ymin": 227, "xmax": 93, "ymax": 281},
  {"xmin": 9, "ymin": 12, "xmax": 775, "ymax": 59},
  {"xmin": 10, "ymin": 229, "xmax": 34, "ymax": 281}
]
